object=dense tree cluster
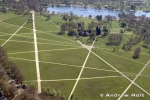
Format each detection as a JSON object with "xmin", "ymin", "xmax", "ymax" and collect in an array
[
  {"xmin": 122, "ymin": 42, "xmax": 132, "ymax": 51},
  {"xmin": 107, "ymin": 34, "xmax": 123, "ymax": 45},
  {"xmin": 39, "ymin": 87, "xmax": 65, "ymax": 100}
]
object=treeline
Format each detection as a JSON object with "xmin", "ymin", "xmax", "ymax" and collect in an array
[{"xmin": 0, "ymin": 46, "xmax": 24, "ymax": 99}]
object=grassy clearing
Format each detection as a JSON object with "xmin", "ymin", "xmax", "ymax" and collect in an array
[
  {"xmin": 0, "ymin": 12, "xmax": 17, "ymax": 21},
  {"xmin": 121, "ymin": 85, "xmax": 150, "ymax": 100},
  {"xmin": 17, "ymin": 28, "xmax": 32, "ymax": 34},
  {"xmin": 36, "ymin": 32, "xmax": 79, "ymax": 45},
  {"xmin": 24, "ymin": 22, "xmax": 33, "ymax": 29},
  {"xmin": 85, "ymin": 53, "xmax": 116, "ymax": 70},
  {"xmin": 0, "ymin": 40, "xmax": 6, "ymax": 45},
  {"xmin": 3, "ymin": 16, "xmax": 29, "ymax": 26},
  {"xmin": 10, "ymin": 59, "xmax": 36, "ymax": 80},
  {"xmin": 8, "ymin": 52, "xmax": 35, "ymax": 60},
  {"xmin": 38, "ymin": 48, "xmax": 88, "ymax": 66},
  {"xmin": 3, "ymin": 41, "xmax": 34, "ymax": 52},
  {"xmin": 96, "ymin": 48, "xmax": 150, "ymax": 64},
  {"xmin": 81, "ymin": 68, "xmax": 121, "ymax": 78},
  {"xmin": 0, "ymin": 35, "xmax": 14, "ymax": 40},
  {"xmin": 92, "ymin": 50, "xmax": 144, "ymax": 74},
  {"xmin": 142, "ymin": 65, "xmax": 150, "ymax": 75},
  {"xmin": 10, "ymin": 35, "xmax": 34, "ymax": 42},
  {"xmin": 35, "ymin": 16, "xmax": 60, "ymax": 31},
  {"xmin": 135, "ymin": 76, "xmax": 150, "ymax": 93},
  {"xmin": 41, "ymin": 81, "xmax": 75, "ymax": 99},
  {"xmin": 0, "ymin": 22, "xmax": 18, "ymax": 33},
  {"xmin": 37, "ymin": 43, "xmax": 81, "ymax": 51},
  {"xmin": 74, "ymin": 77, "xmax": 130, "ymax": 100},
  {"xmin": 40, "ymin": 63, "xmax": 81, "ymax": 80}
]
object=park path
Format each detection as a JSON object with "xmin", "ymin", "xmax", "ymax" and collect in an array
[
  {"xmin": 118, "ymin": 60, "xmax": 150, "ymax": 100},
  {"xmin": 68, "ymin": 39, "xmax": 96, "ymax": 100},
  {"xmin": 32, "ymin": 11, "xmax": 41, "ymax": 93},
  {"xmin": 1, "ymin": 21, "xmax": 27, "ymax": 46}
]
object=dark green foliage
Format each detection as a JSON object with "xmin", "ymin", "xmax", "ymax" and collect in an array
[
  {"xmin": 107, "ymin": 34, "xmax": 123, "ymax": 45},
  {"xmin": 122, "ymin": 42, "xmax": 132, "ymax": 51},
  {"xmin": 39, "ymin": 87, "xmax": 65, "ymax": 100},
  {"xmin": 132, "ymin": 47, "xmax": 141, "ymax": 59},
  {"xmin": 96, "ymin": 15, "xmax": 102, "ymax": 21}
]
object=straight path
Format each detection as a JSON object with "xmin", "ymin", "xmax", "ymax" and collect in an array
[
  {"xmin": 68, "ymin": 39, "xmax": 96, "ymax": 100},
  {"xmin": 1, "ymin": 21, "xmax": 27, "ymax": 46},
  {"xmin": 32, "ymin": 11, "xmax": 41, "ymax": 93},
  {"xmin": 118, "ymin": 60, "xmax": 150, "ymax": 100}
]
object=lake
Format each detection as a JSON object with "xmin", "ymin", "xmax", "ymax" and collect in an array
[{"xmin": 47, "ymin": 6, "xmax": 150, "ymax": 18}]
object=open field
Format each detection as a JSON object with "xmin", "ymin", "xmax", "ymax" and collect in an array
[{"xmin": 0, "ymin": 12, "xmax": 150, "ymax": 100}]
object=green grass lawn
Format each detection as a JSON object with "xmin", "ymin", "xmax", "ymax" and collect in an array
[
  {"xmin": 3, "ymin": 15, "xmax": 29, "ymax": 26},
  {"xmin": 1, "ymin": 12, "xmax": 150, "ymax": 100},
  {"xmin": 3, "ymin": 41, "xmax": 34, "ymax": 53},
  {"xmin": 0, "ymin": 22, "xmax": 18, "ymax": 33},
  {"xmin": 36, "ymin": 31, "xmax": 79, "ymax": 45},
  {"xmin": 85, "ymin": 53, "xmax": 116, "ymax": 70},
  {"xmin": 73, "ymin": 77, "xmax": 130, "ymax": 100},
  {"xmin": 121, "ymin": 85, "xmax": 150, "ymax": 100},
  {"xmin": 92, "ymin": 50, "xmax": 144, "ymax": 74},
  {"xmin": 142, "ymin": 65, "xmax": 150, "ymax": 75},
  {"xmin": 10, "ymin": 59, "xmax": 36, "ymax": 81},
  {"xmin": 40, "ymin": 63, "xmax": 81, "ymax": 80},
  {"xmin": 135, "ymin": 76, "xmax": 150, "ymax": 94},
  {"xmin": 81, "ymin": 68, "xmax": 121, "ymax": 78},
  {"xmin": 38, "ymin": 48, "xmax": 88, "ymax": 66},
  {"xmin": 8, "ymin": 52, "xmax": 35, "ymax": 60},
  {"xmin": 35, "ymin": 16, "xmax": 60, "ymax": 31},
  {"xmin": 41, "ymin": 81, "xmax": 75, "ymax": 99},
  {"xmin": 0, "ymin": 12, "xmax": 17, "ymax": 21}
]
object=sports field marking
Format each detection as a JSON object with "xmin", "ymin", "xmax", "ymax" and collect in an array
[
  {"xmin": 8, "ymin": 47, "xmax": 83, "ymax": 54},
  {"xmin": 91, "ymin": 51, "xmax": 150, "ymax": 97},
  {"xmin": 32, "ymin": 11, "xmax": 41, "ymax": 93},
  {"xmin": 1, "ymin": 21, "xmax": 27, "ymax": 46},
  {"xmin": 68, "ymin": 38, "xmax": 96, "ymax": 100},
  {"xmin": 118, "ymin": 60, "xmax": 150, "ymax": 100}
]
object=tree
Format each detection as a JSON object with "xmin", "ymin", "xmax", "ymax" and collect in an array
[
  {"xmin": 60, "ymin": 23, "xmax": 67, "ymax": 33},
  {"xmin": 96, "ymin": 15, "xmax": 102, "ymax": 21},
  {"xmin": 132, "ymin": 47, "xmax": 141, "ymax": 59},
  {"xmin": 89, "ymin": 15, "xmax": 92, "ymax": 19},
  {"xmin": 1, "ymin": 7, "xmax": 6, "ymax": 13},
  {"xmin": 122, "ymin": 42, "xmax": 132, "ymax": 51}
]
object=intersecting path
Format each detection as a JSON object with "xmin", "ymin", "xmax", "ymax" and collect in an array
[
  {"xmin": 118, "ymin": 60, "xmax": 150, "ymax": 100},
  {"xmin": 32, "ymin": 10, "xmax": 41, "ymax": 93},
  {"xmin": 1, "ymin": 21, "xmax": 27, "ymax": 46},
  {"xmin": 68, "ymin": 39, "xmax": 96, "ymax": 100}
]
